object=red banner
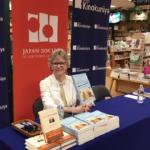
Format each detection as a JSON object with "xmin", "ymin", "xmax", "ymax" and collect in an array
[{"xmin": 12, "ymin": 0, "xmax": 68, "ymax": 120}]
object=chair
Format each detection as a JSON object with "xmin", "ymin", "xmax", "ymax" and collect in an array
[
  {"xmin": 32, "ymin": 97, "xmax": 71, "ymax": 119},
  {"xmin": 32, "ymin": 97, "xmax": 44, "ymax": 118},
  {"xmin": 92, "ymin": 85, "xmax": 112, "ymax": 102}
]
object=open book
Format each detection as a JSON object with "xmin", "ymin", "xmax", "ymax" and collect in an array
[{"xmin": 72, "ymin": 73, "xmax": 96, "ymax": 105}]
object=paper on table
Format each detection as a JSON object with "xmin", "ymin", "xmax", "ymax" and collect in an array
[{"xmin": 124, "ymin": 94, "xmax": 138, "ymax": 100}]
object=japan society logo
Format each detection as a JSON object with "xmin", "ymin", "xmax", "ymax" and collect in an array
[{"xmin": 28, "ymin": 13, "xmax": 58, "ymax": 43}]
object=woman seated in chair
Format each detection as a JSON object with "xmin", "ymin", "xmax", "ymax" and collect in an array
[{"xmin": 39, "ymin": 49, "xmax": 91, "ymax": 115}]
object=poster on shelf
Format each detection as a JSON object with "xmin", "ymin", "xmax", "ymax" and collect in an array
[
  {"xmin": 71, "ymin": 0, "xmax": 111, "ymax": 85},
  {"xmin": 0, "ymin": 0, "xmax": 12, "ymax": 128},
  {"xmin": 12, "ymin": 0, "xmax": 68, "ymax": 120}
]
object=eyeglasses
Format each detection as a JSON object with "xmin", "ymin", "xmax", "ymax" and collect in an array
[{"xmin": 52, "ymin": 62, "xmax": 66, "ymax": 66}]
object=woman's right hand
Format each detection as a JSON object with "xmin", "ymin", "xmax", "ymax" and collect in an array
[{"xmin": 74, "ymin": 104, "xmax": 92, "ymax": 113}]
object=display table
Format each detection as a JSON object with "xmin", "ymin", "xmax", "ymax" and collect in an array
[
  {"xmin": 1, "ymin": 94, "xmax": 150, "ymax": 150},
  {"xmin": 110, "ymin": 77, "xmax": 150, "ymax": 93}
]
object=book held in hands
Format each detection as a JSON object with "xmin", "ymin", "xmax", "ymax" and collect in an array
[{"xmin": 72, "ymin": 73, "xmax": 96, "ymax": 105}]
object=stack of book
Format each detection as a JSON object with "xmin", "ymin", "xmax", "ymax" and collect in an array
[
  {"xmin": 61, "ymin": 116, "xmax": 94, "ymax": 145},
  {"xmin": 57, "ymin": 132, "xmax": 77, "ymax": 150},
  {"xmin": 110, "ymin": 69, "xmax": 121, "ymax": 79},
  {"xmin": 25, "ymin": 132, "xmax": 77, "ymax": 150},
  {"xmin": 75, "ymin": 110, "xmax": 120, "ymax": 138},
  {"xmin": 129, "ymin": 71, "xmax": 138, "ymax": 81}
]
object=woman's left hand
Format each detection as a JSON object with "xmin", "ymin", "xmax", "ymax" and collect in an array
[{"xmin": 82, "ymin": 103, "xmax": 92, "ymax": 112}]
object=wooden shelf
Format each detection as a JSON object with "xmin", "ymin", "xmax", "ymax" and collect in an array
[
  {"xmin": 113, "ymin": 50, "xmax": 131, "ymax": 53},
  {"xmin": 115, "ymin": 58, "xmax": 126, "ymax": 61},
  {"xmin": 144, "ymin": 55, "xmax": 150, "ymax": 58},
  {"xmin": 110, "ymin": 48, "xmax": 131, "ymax": 68}
]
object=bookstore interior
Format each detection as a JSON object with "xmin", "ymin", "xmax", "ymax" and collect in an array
[
  {"xmin": 107, "ymin": 0, "xmax": 150, "ymax": 93},
  {"xmin": 68, "ymin": 0, "xmax": 150, "ymax": 94},
  {"xmin": 2, "ymin": 0, "xmax": 150, "ymax": 150}
]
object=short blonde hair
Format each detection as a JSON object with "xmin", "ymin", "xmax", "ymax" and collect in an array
[{"xmin": 48, "ymin": 48, "xmax": 69, "ymax": 68}]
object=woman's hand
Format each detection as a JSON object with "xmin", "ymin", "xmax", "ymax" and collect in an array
[
  {"xmin": 82, "ymin": 103, "xmax": 92, "ymax": 112},
  {"xmin": 73, "ymin": 103, "xmax": 92, "ymax": 113}
]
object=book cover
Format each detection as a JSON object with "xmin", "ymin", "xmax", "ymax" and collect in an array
[
  {"xmin": 25, "ymin": 132, "xmax": 76, "ymax": 150},
  {"xmin": 61, "ymin": 116, "xmax": 94, "ymax": 145},
  {"xmin": 75, "ymin": 111, "xmax": 107, "ymax": 126},
  {"xmin": 26, "ymin": 140, "xmax": 60, "ymax": 150},
  {"xmin": 72, "ymin": 73, "xmax": 96, "ymax": 105},
  {"xmin": 25, "ymin": 134, "xmax": 46, "ymax": 148},
  {"xmin": 75, "ymin": 111, "xmax": 119, "ymax": 138},
  {"xmin": 61, "ymin": 116, "xmax": 90, "ymax": 133},
  {"xmin": 130, "ymin": 52, "xmax": 141, "ymax": 64},
  {"xmin": 38, "ymin": 108, "xmax": 61, "ymax": 134},
  {"xmin": 130, "ymin": 38, "xmax": 143, "ymax": 50}
]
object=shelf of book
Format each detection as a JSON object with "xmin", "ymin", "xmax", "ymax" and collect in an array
[{"xmin": 110, "ymin": 49, "xmax": 131, "ymax": 68}]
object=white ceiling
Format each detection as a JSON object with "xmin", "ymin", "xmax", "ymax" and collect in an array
[{"xmin": 111, "ymin": 0, "xmax": 135, "ymax": 9}]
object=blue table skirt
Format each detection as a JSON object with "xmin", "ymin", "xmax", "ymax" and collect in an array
[{"xmin": 1, "ymin": 95, "xmax": 150, "ymax": 150}]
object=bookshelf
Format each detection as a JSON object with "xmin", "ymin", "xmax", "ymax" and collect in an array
[
  {"xmin": 110, "ymin": 49, "xmax": 131, "ymax": 68},
  {"xmin": 129, "ymin": 33, "xmax": 145, "ymax": 72}
]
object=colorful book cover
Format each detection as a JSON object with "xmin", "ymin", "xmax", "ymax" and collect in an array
[
  {"xmin": 25, "ymin": 134, "xmax": 60, "ymax": 150},
  {"xmin": 75, "ymin": 111, "xmax": 108, "ymax": 125},
  {"xmin": 61, "ymin": 116, "xmax": 90, "ymax": 133},
  {"xmin": 72, "ymin": 73, "xmax": 96, "ymax": 105},
  {"xmin": 130, "ymin": 52, "xmax": 141, "ymax": 64},
  {"xmin": 38, "ymin": 108, "xmax": 61, "ymax": 134},
  {"xmin": 25, "ymin": 134, "xmax": 46, "ymax": 148}
]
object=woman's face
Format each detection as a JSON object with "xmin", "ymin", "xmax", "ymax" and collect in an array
[{"xmin": 51, "ymin": 56, "xmax": 67, "ymax": 78}]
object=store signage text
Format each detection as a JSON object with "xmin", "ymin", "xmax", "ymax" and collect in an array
[{"xmin": 75, "ymin": 0, "xmax": 109, "ymax": 14}]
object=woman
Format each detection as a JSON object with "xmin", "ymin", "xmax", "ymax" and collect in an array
[{"xmin": 39, "ymin": 48, "xmax": 91, "ymax": 115}]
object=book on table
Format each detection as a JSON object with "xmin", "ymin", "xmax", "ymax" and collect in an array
[
  {"xmin": 25, "ymin": 131, "xmax": 77, "ymax": 150},
  {"xmin": 61, "ymin": 116, "xmax": 94, "ymax": 145},
  {"xmin": 25, "ymin": 134, "xmax": 60, "ymax": 150},
  {"xmin": 75, "ymin": 110, "xmax": 120, "ymax": 138},
  {"xmin": 38, "ymin": 108, "xmax": 63, "ymax": 143}
]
